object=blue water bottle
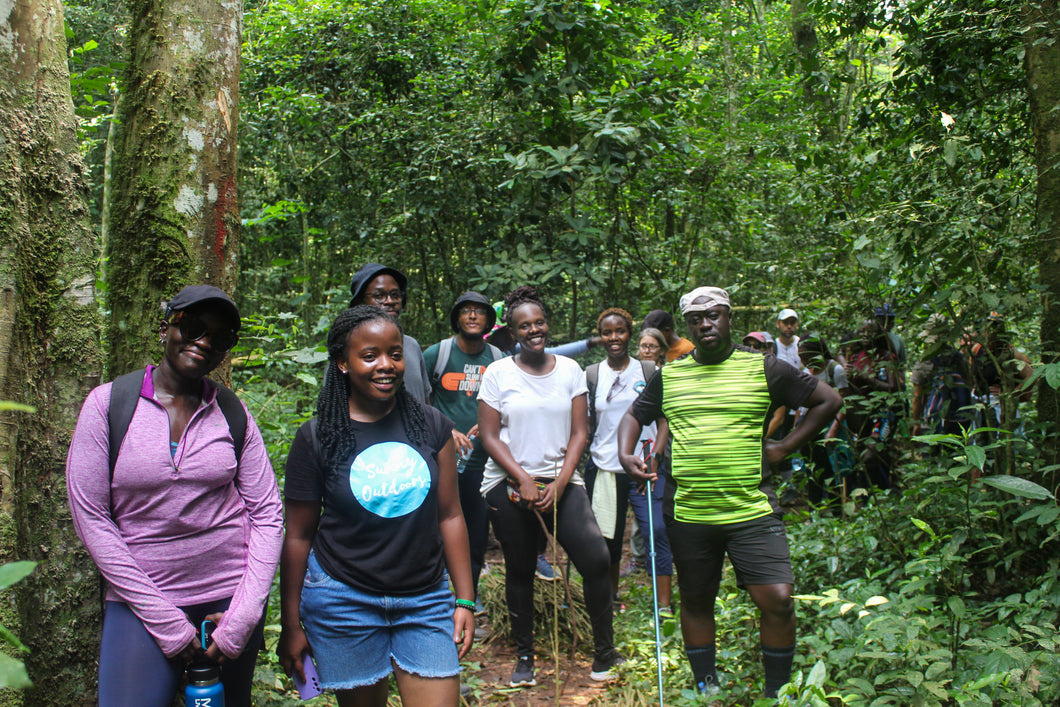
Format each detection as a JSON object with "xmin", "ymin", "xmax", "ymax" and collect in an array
[{"xmin": 185, "ymin": 661, "xmax": 224, "ymax": 707}]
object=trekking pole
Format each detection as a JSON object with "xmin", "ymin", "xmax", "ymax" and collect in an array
[{"xmin": 642, "ymin": 440, "xmax": 665, "ymax": 707}]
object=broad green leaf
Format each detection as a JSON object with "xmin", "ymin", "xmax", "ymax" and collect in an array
[
  {"xmin": 846, "ymin": 676, "xmax": 875, "ymax": 696},
  {"xmin": 942, "ymin": 139, "xmax": 957, "ymax": 166},
  {"xmin": 0, "ymin": 653, "xmax": 30, "ymax": 689},
  {"xmin": 0, "ymin": 562, "xmax": 36, "ymax": 591},
  {"xmin": 294, "ymin": 372, "xmax": 319, "ymax": 387},
  {"xmin": 807, "ymin": 660, "xmax": 826, "ymax": 687},
  {"xmin": 911, "ymin": 517, "xmax": 935, "ymax": 537},
  {"xmin": 981, "ymin": 475, "xmax": 1055, "ymax": 500},
  {"xmin": 963, "ymin": 445, "xmax": 986, "ymax": 470}
]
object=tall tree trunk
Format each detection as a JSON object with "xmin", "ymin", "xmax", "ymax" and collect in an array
[
  {"xmin": 0, "ymin": 0, "xmax": 104, "ymax": 702},
  {"xmin": 791, "ymin": 0, "xmax": 835, "ymax": 141},
  {"xmin": 106, "ymin": 0, "xmax": 242, "ymax": 376},
  {"xmin": 1026, "ymin": 0, "xmax": 1060, "ymax": 490},
  {"xmin": 721, "ymin": 0, "xmax": 736, "ymax": 146}
]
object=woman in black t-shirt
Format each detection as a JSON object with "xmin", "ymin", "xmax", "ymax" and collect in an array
[{"xmin": 278, "ymin": 306, "xmax": 474, "ymax": 706}]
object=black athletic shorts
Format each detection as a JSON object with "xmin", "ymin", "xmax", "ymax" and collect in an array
[{"xmin": 668, "ymin": 512, "xmax": 793, "ymax": 591}]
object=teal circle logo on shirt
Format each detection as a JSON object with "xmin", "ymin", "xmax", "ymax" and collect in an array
[{"xmin": 349, "ymin": 442, "xmax": 430, "ymax": 518}]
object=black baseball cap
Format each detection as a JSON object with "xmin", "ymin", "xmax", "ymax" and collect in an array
[{"xmin": 165, "ymin": 285, "xmax": 241, "ymax": 332}]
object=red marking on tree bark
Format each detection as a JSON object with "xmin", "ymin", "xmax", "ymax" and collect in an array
[{"xmin": 213, "ymin": 176, "xmax": 236, "ymax": 262}]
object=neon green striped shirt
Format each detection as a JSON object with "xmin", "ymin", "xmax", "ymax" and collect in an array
[{"xmin": 631, "ymin": 349, "xmax": 815, "ymax": 524}]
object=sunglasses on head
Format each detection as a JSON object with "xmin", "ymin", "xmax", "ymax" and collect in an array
[{"xmin": 169, "ymin": 311, "xmax": 239, "ymax": 353}]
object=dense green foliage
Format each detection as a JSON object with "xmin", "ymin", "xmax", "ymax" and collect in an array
[{"xmin": 58, "ymin": 0, "xmax": 1060, "ymax": 703}]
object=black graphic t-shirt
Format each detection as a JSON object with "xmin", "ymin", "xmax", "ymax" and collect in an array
[{"xmin": 284, "ymin": 406, "xmax": 453, "ymax": 595}]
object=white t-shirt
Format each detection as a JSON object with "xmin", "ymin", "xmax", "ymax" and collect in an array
[
  {"xmin": 588, "ymin": 361, "xmax": 654, "ymax": 472},
  {"xmin": 776, "ymin": 336, "xmax": 802, "ymax": 370},
  {"xmin": 478, "ymin": 355, "xmax": 588, "ymax": 495}
]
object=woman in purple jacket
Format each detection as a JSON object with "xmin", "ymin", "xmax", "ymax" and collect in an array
[{"xmin": 66, "ymin": 285, "xmax": 283, "ymax": 707}]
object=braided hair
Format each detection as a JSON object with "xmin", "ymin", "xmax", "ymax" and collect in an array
[
  {"xmin": 315, "ymin": 305, "xmax": 428, "ymax": 471},
  {"xmin": 503, "ymin": 286, "xmax": 547, "ymax": 323},
  {"xmin": 596, "ymin": 307, "xmax": 633, "ymax": 332}
]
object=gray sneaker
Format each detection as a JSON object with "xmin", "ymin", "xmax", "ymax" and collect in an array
[
  {"xmin": 589, "ymin": 649, "xmax": 626, "ymax": 681},
  {"xmin": 535, "ymin": 554, "xmax": 556, "ymax": 581},
  {"xmin": 510, "ymin": 655, "xmax": 536, "ymax": 687}
]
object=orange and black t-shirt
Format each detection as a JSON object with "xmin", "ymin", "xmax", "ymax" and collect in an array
[{"xmin": 422, "ymin": 338, "xmax": 500, "ymax": 434}]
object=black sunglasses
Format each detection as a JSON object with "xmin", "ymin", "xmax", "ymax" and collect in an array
[{"xmin": 170, "ymin": 312, "xmax": 239, "ymax": 353}]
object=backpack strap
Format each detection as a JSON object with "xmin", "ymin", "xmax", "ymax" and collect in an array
[
  {"xmin": 640, "ymin": 359, "xmax": 657, "ymax": 384},
  {"xmin": 431, "ymin": 337, "xmax": 455, "ymax": 390},
  {"xmin": 486, "ymin": 343, "xmax": 504, "ymax": 362},
  {"xmin": 585, "ymin": 363, "xmax": 600, "ymax": 438},
  {"xmin": 211, "ymin": 382, "xmax": 248, "ymax": 463},
  {"xmin": 107, "ymin": 369, "xmax": 149, "ymax": 479}
]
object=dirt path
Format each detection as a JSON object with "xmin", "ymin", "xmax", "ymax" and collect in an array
[
  {"xmin": 462, "ymin": 538, "xmax": 628, "ymax": 705},
  {"xmin": 463, "ymin": 638, "xmax": 609, "ymax": 706}
]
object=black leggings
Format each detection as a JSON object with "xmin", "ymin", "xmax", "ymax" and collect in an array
[
  {"xmin": 583, "ymin": 462, "xmax": 630, "ymax": 566},
  {"xmin": 459, "ymin": 452, "xmax": 489, "ymax": 593},
  {"xmin": 485, "ymin": 483, "xmax": 613, "ymax": 659}
]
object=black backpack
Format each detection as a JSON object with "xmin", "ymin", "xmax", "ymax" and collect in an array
[{"xmin": 107, "ymin": 368, "xmax": 247, "ymax": 479}]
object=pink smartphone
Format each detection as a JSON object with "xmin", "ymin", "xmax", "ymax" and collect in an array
[{"xmin": 294, "ymin": 651, "xmax": 323, "ymax": 700}]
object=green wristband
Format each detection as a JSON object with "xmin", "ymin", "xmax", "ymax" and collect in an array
[{"xmin": 455, "ymin": 599, "xmax": 476, "ymax": 611}]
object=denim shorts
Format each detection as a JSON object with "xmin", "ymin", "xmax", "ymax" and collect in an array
[{"xmin": 300, "ymin": 551, "xmax": 460, "ymax": 689}]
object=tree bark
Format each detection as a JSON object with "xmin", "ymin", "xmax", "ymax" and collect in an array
[
  {"xmin": 106, "ymin": 0, "xmax": 242, "ymax": 376},
  {"xmin": 1026, "ymin": 0, "xmax": 1060, "ymax": 489},
  {"xmin": 0, "ymin": 0, "xmax": 104, "ymax": 702},
  {"xmin": 791, "ymin": 0, "xmax": 835, "ymax": 140}
]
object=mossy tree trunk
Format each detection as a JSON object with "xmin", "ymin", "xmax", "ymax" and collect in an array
[
  {"xmin": 106, "ymin": 0, "xmax": 242, "ymax": 376},
  {"xmin": 1026, "ymin": 0, "xmax": 1060, "ymax": 491},
  {"xmin": 791, "ymin": 0, "xmax": 834, "ymax": 141},
  {"xmin": 0, "ymin": 0, "xmax": 104, "ymax": 703}
]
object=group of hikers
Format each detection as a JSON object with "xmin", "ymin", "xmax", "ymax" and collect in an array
[
  {"xmin": 740, "ymin": 304, "xmax": 1033, "ymax": 507},
  {"xmin": 64, "ymin": 264, "xmax": 1033, "ymax": 706}
]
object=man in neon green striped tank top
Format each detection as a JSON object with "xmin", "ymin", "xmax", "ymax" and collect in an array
[{"xmin": 618, "ymin": 286, "xmax": 841, "ymax": 699}]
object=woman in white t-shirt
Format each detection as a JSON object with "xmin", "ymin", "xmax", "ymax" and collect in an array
[
  {"xmin": 478, "ymin": 287, "xmax": 623, "ymax": 688},
  {"xmin": 585, "ymin": 308, "xmax": 672, "ymax": 614}
]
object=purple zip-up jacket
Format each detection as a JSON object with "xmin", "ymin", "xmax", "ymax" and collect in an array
[{"xmin": 66, "ymin": 367, "xmax": 283, "ymax": 659}]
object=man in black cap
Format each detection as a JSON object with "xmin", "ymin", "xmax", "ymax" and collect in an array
[
  {"xmin": 348, "ymin": 263, "xmax": 430, "ymax": 402},
  {"xmin": 422, "ymin": 292, "xmax": 504, "ymax": 607}
]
